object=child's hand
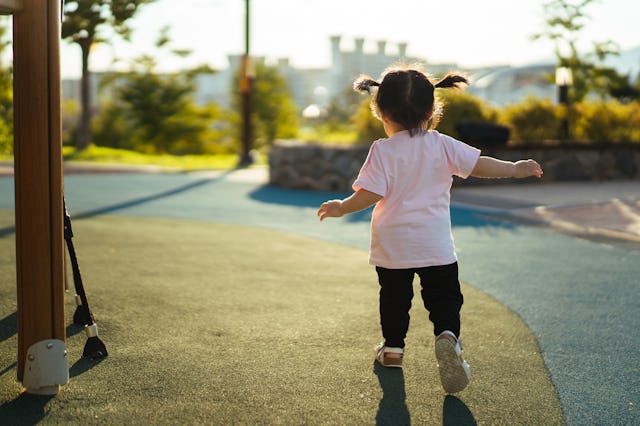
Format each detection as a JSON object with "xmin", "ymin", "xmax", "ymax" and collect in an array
[
  {"xmin": 317, "ymin": 200, "xmax": 343, "ymax": 221},
  {"xmin": 514, "ymin": 159, "xmax": 543, "ymax": 179}
]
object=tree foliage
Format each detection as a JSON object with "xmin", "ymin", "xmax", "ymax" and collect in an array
[
  {"xmin": 531, "ymin": 0, "xmax": 629, "ymax": 102},
  {"xmin": 93, "ymin": 28, "xmax": 227, "ymax": 155},
  {"xmin": 0, "ymin": 18, "xmax": 12, "ymax": 156},
  {"xmin": 62, "ymin": 0, "xmax": 155, "ymax": 150},
  {"xmin": 597, "ymin": 68, "xmax": 640, "ymax": 103},
  {"xmin": 352, "ymin": 97, "xmax": 385, "ymax": 142},
  {"xmin": 325, "ymin": 85, "xmax": 362, "ymax": 131},
  {"xmin": 231, "ymin": 62, "xmax": 298, "ymax": 147}
]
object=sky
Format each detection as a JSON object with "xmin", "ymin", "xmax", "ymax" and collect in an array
[{"xmin": 58, "ymin": 0, "xmax": 640, "ymax": 79}]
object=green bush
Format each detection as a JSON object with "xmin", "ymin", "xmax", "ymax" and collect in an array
[
  {"xmin": 61, "ymin": 99, "xmax": 80, "ymax": 147},
  {"xmin": 572, "ymin": 100, "xmax": 640, "ymax": 143},
  {"xmin": 0, "ymin": 117, "xmax": 11, "ymax": 157},
  {"xmin": 352, "ymin": 90, "xmax": 500, "ymax": 143},
  {"xmin": 0, "ymin": 62, "xmax": 11, "ymax": 156},
  {"xmin": 353, "ymin": 97, "xmax": 386, "ymax": 143},
  {"xmin": 92, "ymin": 101, "xmax": 135, "ymax": 151},
  {"xmin": 435, "ymin": 91, "xmax": 498, "ymax": 139},
  {"xmin": 500, "ymin": 98, "xmax": 562, "ymax": 142}
]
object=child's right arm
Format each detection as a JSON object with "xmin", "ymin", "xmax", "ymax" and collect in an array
[
  {"xmin": 471, "ymin": 156, "xmax": 543, "ymax": 179},
  {"xmin": 317, "ymin": 189, "xmax": 383, "ymax": 221}
]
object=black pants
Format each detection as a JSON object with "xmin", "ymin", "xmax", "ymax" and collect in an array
[{"xmin": 376, "ymin": 262, "xmax": 463, "ymax": 348}]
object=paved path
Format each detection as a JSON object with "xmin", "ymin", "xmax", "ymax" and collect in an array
[
  {"xmin": 1, "ymin": 168, "xmax": 638, "ymax": 425},
  {"xmin": 452, "ymin": 181, "xmax": 640, "ymax": 247}
]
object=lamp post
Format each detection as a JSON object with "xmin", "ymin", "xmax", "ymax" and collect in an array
[
  {"xmin": 239, "ymin": 0, "xmax": 254, "ymax": 166},
  {"xmin": 555, "ymin": 66, "xmax": 573, "ymax": 140}
]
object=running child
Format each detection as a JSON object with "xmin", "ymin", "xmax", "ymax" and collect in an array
[{"xmin": 316, "ymin": 64, "xmax": 543, "ymax": 393}]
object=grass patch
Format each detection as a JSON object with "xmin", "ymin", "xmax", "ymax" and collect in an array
[
  {"xmin": 0, "ymin": 212, "xmax": 562, "ymax": 424},
  {"xmin": 59, "ymin": 145, "xmax": 264, "ymax": 170},
  {"xmin": 298, "ymin": 125, "xmax": 359, "ymax": 145}
]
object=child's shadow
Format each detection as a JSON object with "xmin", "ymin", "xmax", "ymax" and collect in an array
[
  {"xmin": 443, "ymin": 395, "xmax": 476, "ymax": 425},
  {"xmin": 373, "ymin": 361, "xmax": 411, "ymax": 425},
  {"xmin": 374, "ymin": 360, "xmax": 476, "ymax": 426}
]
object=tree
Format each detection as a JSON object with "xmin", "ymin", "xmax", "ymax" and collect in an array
[
  {"xmin": 93, "ymin": 28, "xmax": 224, "ymax": 155},
  {"xmin": 532, "ymin": 0, "xmax": 620, "ymax": 102},
  {"xmin": 325, "ymin": 85, "xmax": 362, "ymax": 129},
  {"xmin": 231, "ymin": 62, "xmax": 298, "ymax": 148},
  {"xmin": 0, "ymin": 18, "xmax": 12, "ymax": 156},
  {"xmin": 600, "ymin": 69, "xmax": 640, "ymax": 103},
  {"xmin": 62, "ymin": 0, "xmax": 155, "ymax": 150}
]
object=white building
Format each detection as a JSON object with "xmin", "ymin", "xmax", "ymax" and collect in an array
[{"xmin": 467, "ymin": 64, "xmax": 557, "ymax": 106}]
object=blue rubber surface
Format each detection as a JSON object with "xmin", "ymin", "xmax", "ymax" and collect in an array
[{"xmin": 1, "ymin": 172, "xmax": 638, "ymax": 425}]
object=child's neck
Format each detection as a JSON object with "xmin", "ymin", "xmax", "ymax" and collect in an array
[{"xmin": 383, "ymin": 120, "xmax": 407, "ymax": 136}]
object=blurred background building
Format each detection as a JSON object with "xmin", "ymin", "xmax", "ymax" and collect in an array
[{"xmin": 62, "ymin": 37, "xmax": 640, "ymax": 112}]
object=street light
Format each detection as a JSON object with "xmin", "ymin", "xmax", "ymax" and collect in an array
[
  {"xmin": 239, "ymin": 0, "xmax": 254, "ymax": 166},
  {"xmin": 555, "ymin": 66, "xmax": 573, "ymax": 140}
]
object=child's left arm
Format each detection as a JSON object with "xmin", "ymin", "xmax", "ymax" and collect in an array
[
  {"xmin": 317, "ymin": 189, "xmax": 383, "ymax": 221},
  {"xmin": 471, "ymin": 156, "xmax": 543, "ymax": 179}
]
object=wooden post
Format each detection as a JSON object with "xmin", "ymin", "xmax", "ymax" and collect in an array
[{"xmin": 12, "ymin": 0, "xmax": 65, "ymax": 386}]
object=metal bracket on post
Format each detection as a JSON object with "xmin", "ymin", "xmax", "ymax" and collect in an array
[
  {"xmin": 22, "ymin": 339, "xmax": 69, "ymax": 395},
  {"xmin": 0, "ymin": 0, "xmax": 24, "ymax": 15}
]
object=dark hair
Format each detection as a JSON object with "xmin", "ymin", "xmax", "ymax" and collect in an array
[{"xmin": 354, "ymin": 64, "xmax": 468, "ymax": 136}]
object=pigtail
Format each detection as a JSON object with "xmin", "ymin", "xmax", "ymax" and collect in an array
[
  {"xmin": 434, "ymin": 73, "xmax": 469, "ymax": 89},
  {"xmin": 353, "ymin": 75, "xmax": 381, "ymax": 94}
]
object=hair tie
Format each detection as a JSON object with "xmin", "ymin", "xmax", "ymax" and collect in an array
[
  {"xmin": 364, "ymin": 80, "xmax": 380, "ymax": 94},
  {"xmin": 353, "ymin": 78, "xmax": 380, "ymax": 94},
  {"xmin": 368, "ymin": 81, "xmax": 380, "ymax": 95}
]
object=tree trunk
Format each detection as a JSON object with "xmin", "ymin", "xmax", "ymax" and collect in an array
[{"xmin": 77, "ymin": 38, "xmax": 92, "ymax": 150}]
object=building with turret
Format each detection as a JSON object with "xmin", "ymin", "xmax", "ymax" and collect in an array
[
  {"xmin": 326, "ymin": 35, "xmax": 412, "ymax": 98},
  {"xmin": 191, "ymin": 35, "xmax": 456, "ymax": 113}
]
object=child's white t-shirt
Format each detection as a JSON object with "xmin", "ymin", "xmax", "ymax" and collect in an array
[{"xmin": 353, "ymin": 130, "xmax": 481, "ymax": 269}]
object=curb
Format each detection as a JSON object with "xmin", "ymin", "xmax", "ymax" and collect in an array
[
  {"xmin": 0, "ymin": 160, "xmax": 181, "ymax": 176},
  {"xmin": 506, "ymin": 205, "xmax": 640, "ymax": 245}
]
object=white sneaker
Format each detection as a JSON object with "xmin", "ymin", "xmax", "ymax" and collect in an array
[{"xmin": 435, "ymin": 331, "xmax": 471, "ymax": 393}]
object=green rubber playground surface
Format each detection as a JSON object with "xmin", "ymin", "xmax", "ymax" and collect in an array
[{"xmin": 0, "ymin": 210, "xmax": 562, "ymax": 424}]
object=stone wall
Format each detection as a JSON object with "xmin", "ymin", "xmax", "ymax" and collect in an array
[
  {"xmin": 268, "ymin": 140, "xmax": 640, "ymax": 192},
  {"xmin": 268, "ymin": 140, "xmax": 370, "ymax": 192}
]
